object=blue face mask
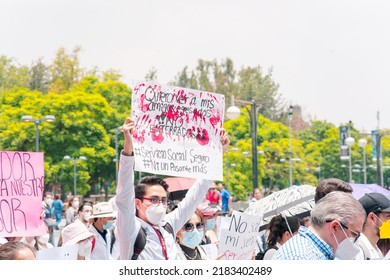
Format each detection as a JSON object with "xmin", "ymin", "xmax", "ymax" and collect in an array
[
  {"xmin": 182, "ymin": 229, "xmax": 204, "ymax": 248},
  {"xmin": 103, "ymin": 220, "xmax": 114, "ymax": 230},
  {"xmin": 205, "ymin": 219, "xmax": 216, "ymax": 231}
]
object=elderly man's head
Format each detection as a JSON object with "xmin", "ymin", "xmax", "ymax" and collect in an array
[{"xmin": 310, "ymin": 191, "xmax": 365, "ymax": 252}]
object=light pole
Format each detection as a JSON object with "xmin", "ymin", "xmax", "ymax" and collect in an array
[
  {"xmin": 64, "ymin": 155, "xmax": 87, "ymax": 196},
  {"xmin": 225, "ymin": 147, "xmax": 239, "ymax": 189},
  {"xmin": 358, "ymin": 138, "xmax": 367, "ymax": 184},
  {"xmin": 226, "ymin": 96, "xmax": 260, "ymax": 190},
  {"xmin": 287, "ymin": 105, "xmax": 294, "ymax": 187},
  {"xmin": 114, "ymin": 126, "xmax": 122, "ymax": 183},
  {"xmin": 20, "ymin": 115, "xmax": 56, "ymax": 152},
  {"xmin": 280, "ymin": 156, "xmax": 301, "ymax": 186},
  {"xmin": 345, "ymin": 137, "xmax": 355, "ymax": 183}
]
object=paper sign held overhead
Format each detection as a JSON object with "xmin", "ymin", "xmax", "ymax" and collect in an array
[{"xmin": 131, "ymin": 81, "xmax": 225, "ymax": 180}]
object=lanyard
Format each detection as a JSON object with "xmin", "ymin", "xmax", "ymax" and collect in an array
[{"xmin": 153, "ymin": 227, "xmax": 168, "ymax": 260}]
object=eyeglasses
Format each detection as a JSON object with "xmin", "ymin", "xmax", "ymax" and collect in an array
[
  {"xmin": 183, "ymin": 222, "xmax": 205, "ymax": 232},
  {"xmin": 142, "ymin": 196, "xmax": 168, "ymax": 206},
  {"xmin": 338, "ymin": 221, "xmax": 361, "ymax": 242},
  {"xmin": 327, "ymin": 220, "xmax": 360, "ymax": 242}
]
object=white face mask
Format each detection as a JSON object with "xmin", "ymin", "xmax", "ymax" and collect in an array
[
  {"xmin": 83, "ymin": 213, "xmax": 91, "ymax": 222},
  {"xmin": 78, "ymin": 239, "xmax": 92, "ymax": 257},
  {"xmin": 145, "ymin": 203, "xmax": 167, "ymax": 225},
  {"xmin": 333, "ymin": 223, "xmax": 360, "ymax": 260},
  {"xmin": 38, "ymin": 233, "xmax": 50, "ymax": 244},
  {"xmin": 45, "ymin": 198, "xmax": 52, "ymax": 205},
  {"xmin": 73, "ymin": 201, "xmax": 80, "ymax": 207}
]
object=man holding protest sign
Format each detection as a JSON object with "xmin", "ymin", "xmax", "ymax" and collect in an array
[{"xmin": 115, "ymin": 115, "xmax": 229, "ymax": 260}]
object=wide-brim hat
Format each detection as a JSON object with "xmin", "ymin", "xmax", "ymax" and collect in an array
[
  {"xmin": 62, "ymin": 221, "xmax": 94, "ymax": 246},
  {"xmin": 90, "ymin": 201, "xmax": 116, "ymax": 219},
  {"xmin": 358, "ymin": 192, "xmax": 390, "ymax": 214}
]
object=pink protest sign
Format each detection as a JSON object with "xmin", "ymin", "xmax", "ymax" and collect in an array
[
  {"xmin": 131, "ymin": 81, "xmax": 225, "ymax": 180},
  {"xmin": 0, "ymin": 151, "xmax": 46, "ymax": 237}
]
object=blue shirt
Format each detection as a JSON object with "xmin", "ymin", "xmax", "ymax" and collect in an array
[
  {"xmin": 220, "ymin": 189, "xmax": 231, "ymax": 212},
  {"xmin": 272, "ymin": 226, "xmax": 334, "ymax": 260}
]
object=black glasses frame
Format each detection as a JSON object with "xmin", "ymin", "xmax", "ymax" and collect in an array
[{"xmin": 142, "ymin": 196, "xmax": 169, "ymax": 206}]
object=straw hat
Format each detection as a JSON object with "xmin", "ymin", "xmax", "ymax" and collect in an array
[
  {"xmin": 90, "ymin": 202, "xmax": 116, "ymax": 219},
  {"xmin": 61, "ymin": 221, "xmax": 94, "ymax": 246}
]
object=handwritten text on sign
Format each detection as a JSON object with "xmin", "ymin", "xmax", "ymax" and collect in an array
[
  {"xmin": 218, "ymin": 211, "xmax": 262, "ymax": 260},
  {"xmin": 0, "ymin": 151, "xmax": 45, "ymax": 237},
  {"xmin": 131, "ymin": 81, "xmax": 225, "ymax": 180}
]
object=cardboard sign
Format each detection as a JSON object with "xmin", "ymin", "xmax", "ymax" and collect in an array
[
  {"xmin": 131, "ymin": 81, "xmax": 225, "ymax": 180},
  {"xmin": 218, "ymin": 211, "xmax": 262, "ymax": 260},
  {"xmin": 0, "ymin": 151, "xmax": 45, "ymax": 237}
]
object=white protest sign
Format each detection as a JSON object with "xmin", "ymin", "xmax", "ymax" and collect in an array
[
  {"xmin": 36, "ymin": 244, "xmax": 78, "ymax": 260},
  {"xmin": 218, "ymin": 211, "xmax": 262, "ymax": 260},
  {"xmin": 131, "ymin": 81, "xmax": 225, "ymax": 180}
]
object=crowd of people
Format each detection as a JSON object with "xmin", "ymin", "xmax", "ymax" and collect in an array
[{"xmin": 1, "ymin": 116, "xmax": 390, "ymax": 261}]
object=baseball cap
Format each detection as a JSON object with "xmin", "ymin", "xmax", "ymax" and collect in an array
[
  {"xmin": 358, "ymin": 192, "xmax": 390, "ymax": 214},
  {"xmin": 90, "ymin": 202, "xmax": 116, "ymax": 219}
]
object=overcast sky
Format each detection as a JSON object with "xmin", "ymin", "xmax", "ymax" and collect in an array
[{"xmin": 2, "ymin": 0, "xmax": 390, "ymax": 133}]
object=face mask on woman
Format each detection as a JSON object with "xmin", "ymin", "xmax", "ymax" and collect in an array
[{"xmin": 182, "ymin": 229, "xmax": 204, "ymax": 248}]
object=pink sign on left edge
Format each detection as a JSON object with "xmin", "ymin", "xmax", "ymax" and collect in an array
[{"xmin": 0, "ymin": 151, "xmax": 46, "ymax": 237}]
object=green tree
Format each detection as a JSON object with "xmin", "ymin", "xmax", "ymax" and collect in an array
[{"xmin": 48, "ymin": 46, "xmax": 83, "ymax": 93}]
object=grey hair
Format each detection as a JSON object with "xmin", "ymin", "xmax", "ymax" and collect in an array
[{"xmin": 311, "ymin": 192, "xmax": 366, "ymax": 227}]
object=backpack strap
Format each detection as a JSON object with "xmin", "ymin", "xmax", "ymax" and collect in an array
[
  {"xmin": 131, "ymin": 223, "xmax": 174, "ymax": 260},
  {"xmin": 132, "ymin": 227, "xmax": 147, "ymax": 260},
  {"xmin": 359, "ymin": 242, "xmax": 371, "ymax": 260}
]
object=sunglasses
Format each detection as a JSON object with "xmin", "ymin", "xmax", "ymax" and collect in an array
[{"xmin": 183, "ymin": 222, "xmax": 205, "ymax": 232}]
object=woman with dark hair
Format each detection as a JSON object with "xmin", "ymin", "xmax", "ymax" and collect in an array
[{"xmin": 263, "ymin": 214, "xmax": 300, "ymax": 260}]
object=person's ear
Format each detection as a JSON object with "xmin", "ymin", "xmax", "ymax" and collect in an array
[
  {"xmin": 328, "ymin": 220, "xmax": 339, "ymax": 234},
  {"xmin": 135, "ymin": 198, "xmax": 142, "ymax": 211}
]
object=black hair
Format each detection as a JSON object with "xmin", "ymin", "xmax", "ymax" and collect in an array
[
  {"xmin": 266, "ymin": 214, "xmax": 300, "ymax": 248},
  {"xmin": 135, "ymin": 176, "xmax": 169, "ymax": 200}
]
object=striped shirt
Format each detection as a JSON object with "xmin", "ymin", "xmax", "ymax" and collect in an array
[{"xmin": 272, "ymin": 226, "xmax": 334, "ymax": 260}]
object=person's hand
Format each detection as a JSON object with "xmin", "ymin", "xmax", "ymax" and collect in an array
[
  {"xmin": 220, "ymin": 129, "xmax": 230, "ymax": 153},
  {"xmin": 122, "ymin": 117, "xmax": 134, "ymax": 156}
]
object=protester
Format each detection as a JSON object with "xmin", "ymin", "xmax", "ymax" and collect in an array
[
  {"xmin": 206, "ymin": 183, "xmax": 221, "ymax": 206},
  {"xmin": 197, "ymin": 202, "xmax": 220, "ymax": 244},
  {"xmin": 250, "ymin": 188, "xmax": 263, "ymax": 203},
  {"xmin": 52, "ymin": 194, "xmax": 64, "ymax": 230},
  {"xmin": 115, "ymin": 117, "xmax": 230, "ymax": 260},
  {"xmin": 42, "ymin": 191, "xmax": 56, "ymax": 246},
  {"xmin": 272, "ymin": 191, "xmax": 365, "ymax": 260},
  {"xmin": 89, "ymin": 201, "xmax": 116, "ymax": 260},
  {"xmin": 218, "ymin": 182, "xmax": 232, "ymax": 213},
  {"xmin": 61, "ymin": 220, "xmax": 95, "ymax": 260},
  {"xmin": 77, "ymin": 201, "xmax": 94, "ymax": 228},
  {"xmin": 262, "ymin": 214, "xmax": 300, "ymax": 260},
  {"xmin": 314, "ymin": 178, "xmax": 353, "ymax": 203},
  {"xmin": 355, "ymin": 192, "xmax": 390, "ymax": 260},
  {"xmin": 65, "ymin": 196, "xmax": 80, "ymax": 226},
  {"xmin": 176, "ymin": 210, "xmax": 208, "ymax": 260},
  {"xmin": 0, "ymin": 241, "xmax": 36, "ymax": 260},
  {"xmin": 33, "ymin": 220, "xmax": 55, "ymax": 251}
]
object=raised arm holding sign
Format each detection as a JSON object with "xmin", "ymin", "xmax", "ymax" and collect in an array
[{"xmin": 116, "ymin": 82, "xmax": 229, "ymax": 260}]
